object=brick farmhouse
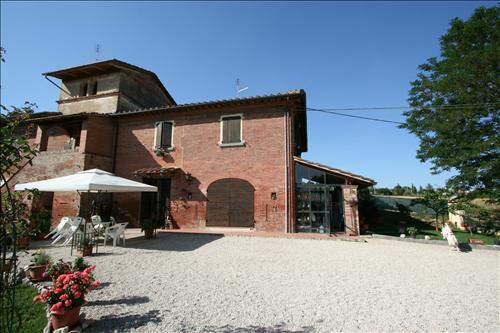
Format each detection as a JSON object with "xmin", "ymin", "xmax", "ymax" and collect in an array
[{"xmin": 11, "ymin": 59, "xmax": 375, "ymax": 235}]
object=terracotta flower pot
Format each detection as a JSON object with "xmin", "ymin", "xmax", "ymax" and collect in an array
[
  {"xmin": 29, "ymin": 265, "xmax": 48, "ymax": 281},
  {"xmin": 78, "ymin": 245, "xmax": 93, "ymax": 257},
  {"xmin": 17, "ymin": 236, "xmax": 30, "ymax": 249},
  {"xmin": 144, "ymin": 229, "xmax": 155, "ymax": 239},
  {"xmin": 469, "ymin": 238, "xmax": 485, "ymax": 245},
  {"xmin": 51, "ymin": 306, "xmax": 81, "ymax": 330}
]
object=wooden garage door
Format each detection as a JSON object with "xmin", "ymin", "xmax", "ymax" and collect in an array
[{"xmin": 206, "ymin": 179, "xmax": 254, "ymax": 227}]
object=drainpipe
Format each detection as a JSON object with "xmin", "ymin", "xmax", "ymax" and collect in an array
[
  {"xmin": 111, "ymin": 120, "xmax": 118, "ymax": 173},
  {"xmin": 284, "ymin": 101, "xmax": 290, "ymax": 233}
]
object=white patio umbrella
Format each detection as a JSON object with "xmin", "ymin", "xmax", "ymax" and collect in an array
[
  {"xmin": 15, "ymin": 169, "xmax": 157, "ymax": 250},
  {"xmin": 15, "ymin": 168, "xmax": 157, "ymax": 193}
]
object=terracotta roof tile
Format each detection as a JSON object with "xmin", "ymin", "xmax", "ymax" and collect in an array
[
  {"xmin": 133, "ymin": 167, "xmax": 180, "ymax": 177},
  {"xmin": 113, "ymin": 89, "xmax": 305, "ymax": 116}
]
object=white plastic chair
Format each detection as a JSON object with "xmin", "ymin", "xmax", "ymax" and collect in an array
[
  {"xmin": 91, "ymin": 215, "xmax": 102, "ymax": 225},
  {"xmin": 51, "ymin": 222, "xmax": 72, "ymax": 245},
  {"xmin": 45, "ymin": 217, "xmax": 72, "ymax": 239},
  {"xmin": 60, "ymin": 217, "xmax": 85, "ymax": 246},
  {"xmin": 104, "ymin": 223, "xmax": 128, "ymax": 247}
]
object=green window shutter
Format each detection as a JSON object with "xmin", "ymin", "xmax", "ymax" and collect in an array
[
  {"xmin": 161, "ymin": 122, "xmax": 173, "ymax": 148},
  {"xmin": 154, "ymin": 122, "xmax": 162, "ymax": 149},
  {"xmin": 222, "ymin": 116, "xmax": 241, "ymax": 144}
]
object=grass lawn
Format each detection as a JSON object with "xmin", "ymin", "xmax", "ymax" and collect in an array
[
  {"xmin": 368, "ymin": 210, "xmax": 499, "ymax": 245},
  {"xmin": 1, "ymin": 284, "xmax": 47, "ymax": 333}
]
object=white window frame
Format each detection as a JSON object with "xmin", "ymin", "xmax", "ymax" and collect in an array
[
  {"xmin": 219, "ymin": 114, "xmax": 245, "ymax": 147},
  {"xmin": 153, "ymin": 120, "xmax": 176, "ymax": 151}
]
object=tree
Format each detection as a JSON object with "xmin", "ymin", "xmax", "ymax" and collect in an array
[
  {"xmin": 402, "ymin": 7, "xmax": 499, "ymax": 203},
  {"xmin": 392, "ymin": 184, "xmax": 404, "ymax": 196},
  {"xmin": 375, "ymin": 187, "xmax": 393, "ymax": 195},
  {"xmin": 411, "ymin": 184, "xmax": 417, "ymax": 195},
  {"xmin": 1, "ymin": 49, "xmax": 39, "ymax": 333},
  {"xmin": 413, "ymin": 188, "xmax": 450, "ymax": 230}
]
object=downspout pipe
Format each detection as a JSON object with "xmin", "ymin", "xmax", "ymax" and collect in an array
[{"xmin": 284, "ymin": 98, "xmax": 291, "ymax": 233}]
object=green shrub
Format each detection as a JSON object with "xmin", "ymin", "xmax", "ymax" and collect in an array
[
  {"xmin": 31, "ymin": 250, "xmax": 50, "ymax": 266},
  {"xmin": 406, "ymin": 227, "xmax": 418, "ymax": 237}
]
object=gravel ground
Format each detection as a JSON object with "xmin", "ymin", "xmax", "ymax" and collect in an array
[{"xmin": 19, "ymin": 231, "xmax": 499, "ymax": 333}]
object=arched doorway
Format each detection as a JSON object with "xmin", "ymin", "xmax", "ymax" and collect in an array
[{"xmin": 206, "ymin": 178, "xmax": 254, "ymax": 227}]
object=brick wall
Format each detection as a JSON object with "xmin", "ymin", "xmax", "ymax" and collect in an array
[
  {"xmin": 342, "ymin": 185, "xmax": 360, "ymax": 236},
  {"xmin": 44, "ymin": 125, "xmax": 71, "ymax": 151},
  {"xmin": 11, "ymin": 151, "xmax": 86, "ymax": 227},
  {"xmin": 113, "ymin": 103, "xmax": 289, "ymax": 231},
  {"xmin": 83, "ymin": 116, "xmax": 115, "ymax": 159}
]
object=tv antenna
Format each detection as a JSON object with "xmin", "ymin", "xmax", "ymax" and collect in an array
[
  {"xmin": 236, "ymin": 78, "xmax": 248, "ymax": 96},
  {"xmin": 95, "ymin": 43, "xmax": 101, "ymax": 61}
]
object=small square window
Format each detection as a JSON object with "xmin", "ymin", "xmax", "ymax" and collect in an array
[{"xmin": 271, "ymin": 192, "xmax": 277, "ymax": 200}]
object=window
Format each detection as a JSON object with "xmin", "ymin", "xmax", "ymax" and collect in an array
[
  {"xmin": 80, "ymin": 82, "xmax": 88, "ymax": 97},
  {"xmin": 220, "ymin": 115, "xmax": 243, "ymax": 146},
  {"xmin": 154, "ymin": 121, "xmax": 174, "ymax": 149},
  {"xmin": 90, "ymin": 81, "xmax": 98, "ymax": 95}
]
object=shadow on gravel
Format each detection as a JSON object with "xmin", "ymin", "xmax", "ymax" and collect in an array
[
  {"xmin": 92, "ymin": 251, "xmax": 121, "ymax": 257},
  {"xmin": 458, "ymin": 243, "xmax": 473, "ymax": 252},
  {"xmin": 98, "ymin": 282, "xmax": 111, "ymax": 288},
  {"xmin": 91, "ymin": 295, "xmax": 150, "ymax": 306},
  {"xmin": 124, "ymin": 233, "xmax": 223, "ymax": 252},
  {"xmin": 95, "ymin": 310, "xmax": 161, "ymax": 331},
  {"xmin": 198, "ymin": 323, "xmax": 315, "ymax": 333}
]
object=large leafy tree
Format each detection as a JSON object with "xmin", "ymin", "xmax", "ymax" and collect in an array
[
  {"xmin": 402, "ymin": 7, "xmax": 499, "ymax": 202},
  {"xmin": 412, "ymin": 188, "xmax": 450, "ymax": 230}
]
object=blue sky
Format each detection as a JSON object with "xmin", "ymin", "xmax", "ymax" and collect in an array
[{"xmin": 1, "ymin": 1, "xmax": 493, "ymax": 188}]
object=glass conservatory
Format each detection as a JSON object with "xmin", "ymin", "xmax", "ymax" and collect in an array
[{"xmin": 295, "ymin": 163, "xmax": 347, "ymax": 233}]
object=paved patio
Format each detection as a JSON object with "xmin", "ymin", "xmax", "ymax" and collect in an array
[{"xmin": 20, "ymin": 230, "xmax": 499, "ymax": 332}]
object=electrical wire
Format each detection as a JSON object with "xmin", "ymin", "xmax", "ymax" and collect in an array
[
  {"xmin": 306, "ymin": 107, "xmax": 405, "ymax": 125},
  {"xmin": 306, "ymin": 102, "xmax": 499, "ymax": 112},
  {"xmin": 283, "ymin": 102, "xmax": 500, "ymax": 126}
]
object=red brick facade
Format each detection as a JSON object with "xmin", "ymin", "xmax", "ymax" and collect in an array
[
  {"xmin": 7, "ymin": 60, "xmax": 374, "ymax": 235},
  {"xmin": 112, "ymin": 101, "xmax": 303, "ymax": 232}
]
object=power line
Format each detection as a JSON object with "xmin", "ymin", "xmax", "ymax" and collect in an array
[
  {"xmin": 306, "ymin": 107, "xmax": 405, "ymax": 125},
  {"xmin": 308, "ymin": 102, "xmax": 499, "ymax": 112},
  {"xmin": 288, "ymin": 102, "xmax": 499, "ymax": 126}
]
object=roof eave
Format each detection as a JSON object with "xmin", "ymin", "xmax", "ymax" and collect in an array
[{"xmin": 43, "ymin": 59, "xmax": 176, "ymax": 105}]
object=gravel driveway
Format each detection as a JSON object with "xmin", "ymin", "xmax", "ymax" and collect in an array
[{"xmin": 20, "ymin": 232, "xmax": 499, "ymax": 333}]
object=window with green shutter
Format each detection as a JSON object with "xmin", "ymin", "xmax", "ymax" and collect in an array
[
  {"xmin": 154, "ymin": 121, "xmax": 174, "ymax": 149},
  {"xmin": 221, "ymin": 115, "xmax": 242, "ymax": 144}
]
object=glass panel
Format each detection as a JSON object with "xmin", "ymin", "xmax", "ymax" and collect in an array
[
  {"xmin": 296, "ymin": 190, "xmax": 310, "ymax": 210},
  {"xmin": 311, "ymin": 213, "xmax": 326, "ymax": 233},
  {"xmin": 296, "ymin": 213, "xmax": 310, "ymax": 232},
  {"xmin": 310, "ymin": 187, "xmax": 325, "ymax": 211},
  {"xmin": 295, "ymin": 164, "xmax": 309, "ymax": 184},
  {"xmin": 296, "ymin": 183, "xmax": 345, "ymax": 234},
  {"xmin": 308, "ymin": 168, "xmax": 324, "ymax": 184},
  {"xmin": 294, "ymin": 163, "xmax": 325, "ymax": 185}
]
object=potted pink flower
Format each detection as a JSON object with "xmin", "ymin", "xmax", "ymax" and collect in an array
[{"xmin": 33, "ymin": 265, "xmax": 100, "ymax": 330}]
